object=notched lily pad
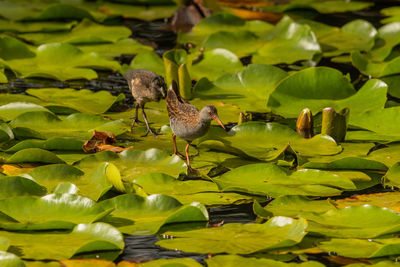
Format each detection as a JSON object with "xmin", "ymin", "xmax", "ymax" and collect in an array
[
  {"xmin": 156, "ymin": 216, "xmax": 307, "ymax": 254},
  {"xmin": 99, "ymin": 193, "xmax": 208, "ymax": 235}
]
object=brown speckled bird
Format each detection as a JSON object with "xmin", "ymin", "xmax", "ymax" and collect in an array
[
  {"xmin": 124, "ymin": 69, "xmax": 167, "ymax": 137},
  {"xmin": 166, "ymin": 81, "xmax": 225, "ymax": 172}
]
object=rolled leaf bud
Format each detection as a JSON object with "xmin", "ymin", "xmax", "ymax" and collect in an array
[
  {"xmin": 296, "ymin": 108, "xmax": 314, "ymax": 138},
  {"xmin": 321, "ymin": 107, "xmax": 349, "ymax": 143}
]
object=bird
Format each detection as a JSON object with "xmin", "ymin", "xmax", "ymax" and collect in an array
[
  {"xmin": 124, "ymin": 69, "xmax": 167, "ymax": 137},
  {"xmin": 166, "ymin": 80, "xmax": 225, "ymax": 173}
]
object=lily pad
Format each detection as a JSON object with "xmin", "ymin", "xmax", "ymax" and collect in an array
[
  {"xmin": 302, "ymin": 205, "xmax": 400, "ymax": 238},
  {"xmin": 99, "ymin": 193, "xmax": 208, "ymax": 235},
  {"xmin": 0, "ymin": 35, "xmax": 35, "ymax": 60},
  {"xmin": 0, "ymin": 223, "xmax": 124, "ymax": 260},
  {"xmin": 383, "ymin": 163, "xmax": 400, "ymax": 188},
  {"xmin": 0, "ymin": 19, "xmax": 77, "ymax": 33},
  {"xmin": 0, "ymin": 251, "xmax": 24, "ymax": 267},
  {"xmin": 0, "ymin": 193, "xmax": 112, "ymax": 230},
  {"xmin": 190, "ymin": 48, "xmax": 243, "ymax": 81},
  {"xmin": 26, "ymin": 88, "xmax": 123, "ymax": 114},
  {"xmin": 352, "ymin": 51, "xmax": 400, "ymax": 77},
  {"xmin": 78, "ymin": 38, "xmax": 152, "ymax": 59},
  {"xmin": 28, "ymin": 163, "xmax": 116, "ymax": 201},
  {"xmin": 5, "ymin": 138, "xmax": 84, "ymax": 152},
  {"xmin": 133, "ymin": 172, "xmax": 254, "ymax": 205},
  {"xmin": 6, "ymin": 42, "xmax": 120, "ymax": 81},
  {"xmin": 268, "ymin": 67, "xmax": 387, "ymax": 118},
  {"xmin": 139, "ymin": 258, "xmax": 202, "ymax": 267},
  {"xmin": 127, "ymin": 50, "xmax": 165, "ymax": 77},
  {"xmin": 200, "ymin": 122, "xmax": 341, "ymax": 160},
  {"xmin": 206, "ymin": 255, "xmax": 324, "ymax": 267},
  {"xmin": 10, "ymin": 111, "xmax": 127, "ymax": 139},
  {"xmin": 0, "ymin": 176, "xmax": 46, "ymax": 199},
  {"xmin": 7, "ymin": 148, "xmax": 65, "ymax": 164},
  {"xmin": 252, "ymin": 16, "xmax": 321, "ymax": 65},
  {"xmin": 0, "ymin": 102, "xmax": 50, "ymax": 121},
  {"xmin": 319, "ymin": 237, "xmax": 400, "ymax": 258},
  {"xmin": 76, "ymin": 148, "xmax": 186, "ymax": 182},
  {"xmin": 19, "ymin": 19, "xmax": 131, "ymax": 45},
  {"xmin": 213, "ymin": 163, "xmax": 355, "ymax": 198},
  {"xmin": 179, "ymin": 12, "xmax": 273, "ymax": 45},
  {"xmin": 335, "ymin": 192, "xmax": 400, "ymax": 212},
  {"xmin": 257, "ymin": 196, "xmax": 337, "ymax": 217},
  {"xmin": 156, "ymin": 216, "xmax": 307, "ymax": 254}
]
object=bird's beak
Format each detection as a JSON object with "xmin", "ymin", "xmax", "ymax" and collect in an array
[{"xmin": 213, "ymin": 115, "xmax": 226, "ymax": 131}]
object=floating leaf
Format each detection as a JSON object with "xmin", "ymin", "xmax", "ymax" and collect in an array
[
  {"xmin": 351, "ymin": 51, "xmax": 400, "ymax": 77},
  {"xmin": 6, "ymin": 138, "xmax": 84, "ymax": 152},
  {"xmin": 10, "ymin": 111, "xmax": 127, "ymax": 139},
  {"xmin": 213, "ymin": 163, "xmax": 355, "ymax": 198},
  {"xmin": 28, "ymin": 163, "xmax": 114, "ymax": 201},
  {"xmin": 0, "ymin": 223, "xmax": 123, "ymax": 260},
  {"xmin": 335, "ymin": 192, "xmax": 400, "ymax": 212},
  {"xmin": 319, "ymin": 237, "xmax": 400, "ymax": 258},
  {"xmin": 0, "ymin": 251, "xmax": 24, "ymax": 267},
  {"xmin": 268, "ymin": 67, "xmax": 387, "ymax": 118},
  {"xmin": 206, "ymin": 255, "xmax": 324, "ymax": 267},
  {"xmin": 302, "ymin": 205, "xmax": 400, "ymax": 238},
  {"xmin": 0, "ymin": 19, "xmax": 77, "ymax": 33},
  {"xmin": 6, "ymin": 43, "xmax": 120, "ymax": 81},
  {"xmin": 19, "ymin": 19, "xmax": 131, "ymax": 45},
  {"xmin": 157, "ymin": 216, "xmax": 307, "ymax": 254},
  {"xmin": 190, "ymin": 48, "xmax": 243, "ymax": 81},
  {"xmin": 0, "ymin": 102, "xmax": 50, "ymax": 121},
  {"xmin": 0, "ymin": 176, "xmax": 46, "ymax": 199},
  {"xmin": 258, "ymin": 196, "xmax": 337, "ymax": 217},
  {"xmin": 76, "ymin": 148, "xmax": 186, "ymax": 182},
  {"xmin": 0, "ymin": 36, "xmax": 35, "ymax": 60},
  {"xmin": 252, "ymin": 16, "xmax": 321, "ymax": 65},
  {"xmin": 0, "ymin": 194, "xmax": 112, "ymax": 230},
  {"xmin": 383, "ymin": 163, "xmax": 400, "ymax": 188},
  {"xmin": 133, "ymin": 172, "xmax": 254, "ymax": 205},
  {"xmin": 127, "ymin": 50, "xmax": 165, "ymax": 77},
  {"xmin": 7, "ymin": 148, "xmax": 65, "ymax": 164},
  {"xmin": 99, "ymin": 193, "xmax": 208, "ymax": 235},
  {"xmin": 26, "ymin": 88, "xmax": 123, "ymax": 114}
]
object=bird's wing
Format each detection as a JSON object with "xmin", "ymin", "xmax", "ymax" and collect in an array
[{"xmin": 166, "ymin": 81, "xmax": 199, "ymax": 122}]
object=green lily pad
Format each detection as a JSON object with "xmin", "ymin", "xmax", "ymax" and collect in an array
[
  {"xmin": 319, "ymin": 237, "xmax": 400, "ymax": 258},
  {"xmin": 5, "ymin": 138, "xmax": 84, "ymax": 152},
  {"xmin": 28, "ymin": 163, "xmax": 116, "ymax": 201},
  {"xmin": 7, "ymin": 148, "xmax": 65, "ymax": 164},
  {"xmin": 301, "ymin": 142, "xmax": 388, "ymax": 170},
  {"xmin": 200, "ymin": 122, "xmax": 341, "ymax": 160},
  {"xmin": 78, "ymin": 38, "xmax": 152, "ymax": 59},
  {"xmin": 76, "ymin": 148, "xmax": 186, "ymax": 182},
  {"xmin": 133, "ymin": 172, "xmax": 255, "ymax": 205},
  {"xmin": 334, "ymin": 192, "xmax": 400, "ymax": 213},
  {"xmin": 6, "ymin": 42, "xmax": 120, "ymax": 81},
  {"xmin": 157, "ymin": 216, "xmax": 307, "ymax": 254},
  {"xmin": 381, "ymin": 8, "xmax": 400, "ymax": 24},
  {"xmin": 302, "ymin": 205, "xmax": 400, "ymax": 238},
  {"xmin": 0, "ymin": 102, "xmax": 50, "ymax": 121},
  {"xmin": 0, "ymin": 35, "xmax": 35, "ymax": 60},
  {"xmin": 0, "ymin": 223, "xmax": 123, "ymax": 260},
  {"xmin": 99, "ymin": 193, "xmax": 208, "ymax": 235},
  {"xmin": 0, "ymin": 176, "xmax": 46, "ymax": 199},
  {"xmin": 26, "ymin": 88, "xmax": 123, "ymax": 114},
  {"xmin": 179, "ymin": 12, "xmax": 273, "ymax": 45},
  {"xmin": 268, "ymin": 67, "xmax": 387, "ymax": 118},
  {"xmin": 257, "ymin": 196, "xmax": 337, "ymax": 217},
  {"xmin": 370, "ymin": 22, "xmax": 400, "ymax": 61},
  {"xmin": 0, "ymin": 19, "xmax": 77, "ymax": 33},
  {"xmin": 19, "ymin": 19, "xmax": 131, "ymax": 45},
  {"xmin": 253, "ymin": 16, "xmax": 321, "ymax": 65},
  {"xmin": 139, "ymin": 258, "xmax": 202, "ymax": 267},
  {"xmin": 98, "ymin": 2, "xmax": 178, "ymax": 21},
  {"xmin": 213, "ymin": 163, "xmax": 355, "ymax": 198},
  {"xmin": 206, "ymin": 255, "xmax": 324, "ymax": 267},
  {"xmin": 0, "ymin": 251, "xmax": 24, "ymax": 267},
  {"xmin": 316, "ymin": 19, "xmax": 377, "ymax": 58},
  {"xmin": 383, "ymin": 162, "xmax": 400, "ymax": 187},
  {"xmin": 0, "ymin": 94, "xmax": 41, "ymax": 106},
  {"xmin": 0, "ymin": 193, "xmax": 112, "ymax": 230},
  {"xmin": 352, "ymin": 51, "xmax": 400, "ymax": 77},
  {"xmin": 0, "ymin": 68, "xmax": 6, "ymax": 83},
  {"xmin": 190, "ymin": 48, "xmax": 243, "ymax": 81},
  {"xmin": 9, "ymin": 111, "xmax": 127, "ymax": 139},
  {"xmin": 127, "ymin": 50, "xmax": 165, "ymax": 77}
]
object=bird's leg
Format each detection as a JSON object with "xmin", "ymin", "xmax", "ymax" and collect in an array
[
  {"xmin": 141, "ymin": 106, "xmax": 163, "ymax": 137},
  {"xmin": 130, "ymin": 104, "xmax": 143, "ymax": 129},
  {"xmin": 185, "ymin": 142, "xmax": 199, "ymax": 174},
  {"xmin": 173, "ymin": 133, "xmax": 185, "ymax": 159}
]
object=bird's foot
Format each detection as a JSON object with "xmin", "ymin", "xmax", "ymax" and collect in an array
[
  {"xmin": 187, "ymin": 166, "xmax": 201, "ymax": 176},
  {"xmin": 174, "ymin": 151, "xmax": 197, "ymax": 160},
  {"xmin": 141, "ymin": 128, "xmax": 164, "ymax": 138},
  {"xmin": 130, "ymin": 116, "xmax": 143, "ymax": 128}
]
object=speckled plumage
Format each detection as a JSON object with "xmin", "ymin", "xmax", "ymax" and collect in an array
[
  {"xmin": 166, "ymin": 81, "xmax": 225, "ymax": 172},
  {"xmin": 124, "ymin": 69, "xmax": 166, "ymax": 137}
]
